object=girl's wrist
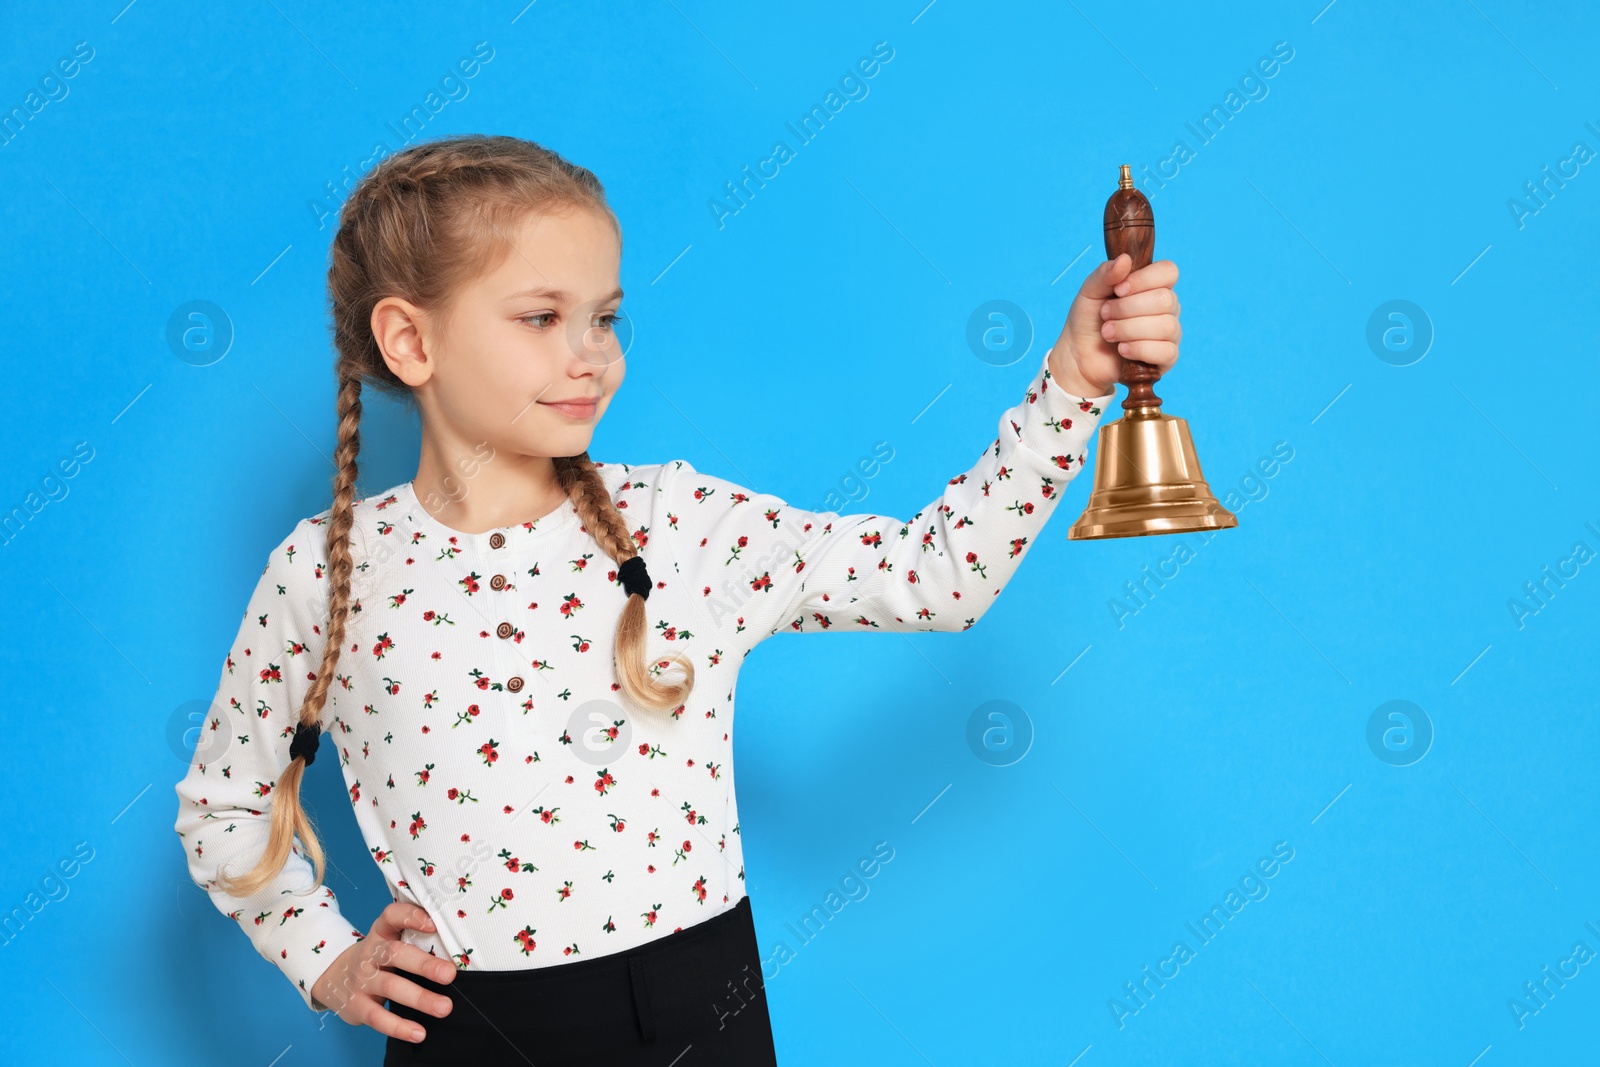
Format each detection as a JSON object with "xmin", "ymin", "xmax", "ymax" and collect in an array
[
  {"xmin": 1047, "ymin": 344, "xmax": 1117, "ymax": 400},
  {"xmin": 1056, "ymin": 364, "xmax": 1117, "ymax": 400}
]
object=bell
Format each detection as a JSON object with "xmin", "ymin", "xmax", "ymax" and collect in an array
[{"xmin": 1067, "ymin": 166, "xmax": 1238, "ymax": 541}]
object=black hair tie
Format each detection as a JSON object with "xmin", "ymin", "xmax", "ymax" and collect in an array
[
  {"xmin": 290, "ymin": 721, "xmax": 322, "ymax": 767},
  {"xmin": 617, "ymin": 554, "xmax": 651, "ymax": 600}
]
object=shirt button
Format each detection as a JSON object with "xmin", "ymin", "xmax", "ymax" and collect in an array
[
  {"xmin": 490, "ymin": 573, "xmax": 507, "ymax": 590},
  {"xmin": 506, "ymin": 676, "xmax": 524, "ymax": 693},
  {"xmin": 496, "ymin": 622, "xmax": 514, "ymax": 639},
  {"xmin": 489, "ymin": 532, "xmax": 505, "ymax": 549}
]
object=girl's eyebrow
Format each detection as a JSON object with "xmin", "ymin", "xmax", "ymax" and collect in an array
[{"xmin": 506, "ymin": 285, "xmax": 625, "ymax": 302}]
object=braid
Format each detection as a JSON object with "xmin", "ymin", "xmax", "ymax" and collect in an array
[
  {"xmin": 555, "ymin": 454, "xmax": 694, "ymax": 712},
  {"xmin": 214, "ymin": 366, "xmax": 363, "ymax": 896}
]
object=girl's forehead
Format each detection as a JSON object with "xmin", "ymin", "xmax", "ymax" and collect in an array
[{"xmin": 479, "ymin": 210, "xmax": 620, "ymax": 297}]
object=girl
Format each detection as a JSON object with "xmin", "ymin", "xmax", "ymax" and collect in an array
[{"xmin": 173, "ymin": 133, "xmax": 1181, "ymax": 1064}]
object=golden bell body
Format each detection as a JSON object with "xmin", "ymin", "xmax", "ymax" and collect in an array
[
  {"xmin": 1067, "ymin": 165, "xmax": 1238, "ymax": 541},
  {"xmin": 1067, "ymin": 405, "xmax": 1236, "ymax": 540}
]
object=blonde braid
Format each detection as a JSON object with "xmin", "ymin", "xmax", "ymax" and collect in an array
[
  {"xmin": 214, "ymin": 365, "xmax": 363, "ymax": 895},
  {"xmin": 555, "ymin": 454, "xmax": 694, "ymax": 712}
]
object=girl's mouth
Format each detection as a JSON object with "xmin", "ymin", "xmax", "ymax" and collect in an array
[{"xmin": 540, "ymin": 399, "xmax": 599, "ymax": 419}]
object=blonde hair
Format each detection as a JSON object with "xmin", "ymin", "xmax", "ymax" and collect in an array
[{"xmin": 216, "ymin": 134, "xmax": 694, "ymax": 897}]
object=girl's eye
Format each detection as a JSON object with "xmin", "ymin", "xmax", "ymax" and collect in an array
[
  {"xmin": 595, "ymin": 312, "xmax": 619, "ymax": 330},
  {"xmin": 519, "ymin": 313, "xmax": 556, "ymax": 329}
]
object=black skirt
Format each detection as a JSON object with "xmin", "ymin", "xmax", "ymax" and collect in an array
[{"xmin": 382, "ymin": 894, "xmax": 778, "ymax": 1065}]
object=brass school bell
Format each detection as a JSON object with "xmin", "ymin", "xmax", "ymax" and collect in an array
[{"xmin": 1067, "ymin": 165, "xmax": 1239, "ymax": 541}]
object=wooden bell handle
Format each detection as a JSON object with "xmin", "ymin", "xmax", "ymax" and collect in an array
[{"xmin": 1103, "ymin": 164, "xmax": 1162, "ymax": 412}]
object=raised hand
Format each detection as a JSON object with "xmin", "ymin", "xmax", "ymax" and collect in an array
[{"xmin": 1049, "ymin": 253, "xmax": 1181, "ymax": 399}]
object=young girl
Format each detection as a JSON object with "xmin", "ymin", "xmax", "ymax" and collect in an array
[{"xmin": 173, "ymin": 133, "xmax": 1181, "ymax": 1064}]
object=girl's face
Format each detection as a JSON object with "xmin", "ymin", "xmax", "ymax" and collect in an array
[{"xmin": 377, "ymin": 204, "xmax": 626, "ymax": 463}]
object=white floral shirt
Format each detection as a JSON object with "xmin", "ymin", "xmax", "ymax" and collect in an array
[{"xmin": 173, "ymin": 348, "xmax": 1113, "ymax": 1010}]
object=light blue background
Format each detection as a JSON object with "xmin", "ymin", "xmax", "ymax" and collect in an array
[{"xmin": 2, "ymin": 1, "xmax": 1596, "ymax": 1064}]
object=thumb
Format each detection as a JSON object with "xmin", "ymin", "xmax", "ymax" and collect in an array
[
  {"xmin": 1078, "ymin": 253, "xmax": 1132, "ymax": 301},
  {"xmin": 370, "ymin": 901, "xmax": 437, "ymax": 941}
]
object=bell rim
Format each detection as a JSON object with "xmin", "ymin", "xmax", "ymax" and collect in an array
[{"xmin": 1067, "ymin": 509, "xmax": 1238, "ymax": 540}]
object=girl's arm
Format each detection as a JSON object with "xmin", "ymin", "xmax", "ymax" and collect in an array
[
  {"xmin": 173, "ymin": 519, "xmax": 366, "ymax": 1012},
  {"xmin": 660, "ymin": 346, "xmax": 1116, "ymax": 645}
]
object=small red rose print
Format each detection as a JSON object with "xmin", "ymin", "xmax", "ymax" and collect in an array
[
  {"xmin": 497, "ymin": 848, "xmax": 537, "ymax": 874},
  {"xmin": 467, "ymin": 669, "xmax": 503, "ymax": 692}
]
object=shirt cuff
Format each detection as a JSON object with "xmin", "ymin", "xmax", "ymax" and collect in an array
[
  {"xmin": 239, "ymin": 883, "xmax": 367, "ymax": 1013},
  {"xmin": 1008, "ymin": 347, "xmax": 1117, "ymax": 480}
]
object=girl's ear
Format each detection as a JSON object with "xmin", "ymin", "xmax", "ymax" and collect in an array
[{"xmin": 372, "ymin": 296, "xmax": 436, "ymax": 387}]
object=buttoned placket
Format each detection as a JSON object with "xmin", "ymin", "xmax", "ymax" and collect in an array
[
  {"xmin": 481, "ymin": 529, "xmax": 538, "ymax": 738},
  {"xmin": 395, "ymin": 481, "xmax": 583, "ymax": 747}
]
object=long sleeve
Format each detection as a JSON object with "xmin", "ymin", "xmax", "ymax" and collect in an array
[
  {"xmin": 173, "ymin": 516, "xmax": 366, "ymax": 1012},
  {"xmin": 660, "ymin": 346, "xmax": 1117, "ymax": 646}
]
